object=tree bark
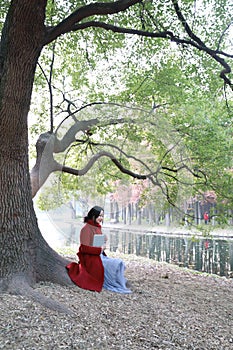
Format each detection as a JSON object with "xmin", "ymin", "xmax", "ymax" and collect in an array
[{"xmin": 0, "ymin": 1, "xmax": 72, "ymax": 311}]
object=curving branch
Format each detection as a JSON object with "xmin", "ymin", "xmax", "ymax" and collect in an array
[
  {"xmin": 58, "ymin": 150, "xmax": 170, "ymax": 190},
  {"xmin": 43, "ymin": 0, "xmax": 141, "ymax": 45},
  {"xmin": 70, "ymin": 19, "xmax": 233, "ymax": 60},
  {"xmin": 72, "ymin": 20, "xmax": 172, "ymax": 38},
  {"xmin": 60, "ymin": 150, "xmax": 148, "ymax": 178},
  {"xmin": 171, "ymin": 0, "xmax": 233, "ymax": 88},
  {"xmin": 30, "ymin": 132, "xmax": 59, "ymax": 198},
  {"xmin": 217, "ymin": 21, "xmax": 233, "ymax": 52},
  {"xmin": 53, "ymin": 119, "xmax": 99, "ymax": 152},
  {"xmin": 53, "ymin": 101, "xmax": 143, "ymax": 153},
  {"xmin": 30, "ymin": 114, "xmax": 207, "ymax": 198},
  {"xmin": 70, "ymin": 19, "xmax": 233, "ymax": 88},
  {"xmin": 88, "ymin": 140, "xmax": 154, "ymax": 173},
  {"xmin": 30, "ymin": 101, "xmax": 152, "ymax": 197},
  {"xmin": 30, "ymin": 115, "xmax": 148, "ymax": 197},
  {"xmin": 30, "ymin": 140, "xmax": 151, "ymax": 198},
  {"xmin": 41, "ymin": 0, "xmax": 232, "ymax": 88}
]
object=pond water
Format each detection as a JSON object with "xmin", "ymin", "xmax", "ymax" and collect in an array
[
  {"xmin": 37, "ymin": 209, "xmax": 233, "ymax": 278},
  {"xmin": 106, "ymin": 228, "xmax": 233, "ymax": 278}
]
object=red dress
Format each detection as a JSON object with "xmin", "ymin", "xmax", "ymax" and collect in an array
[{"xmin": 66, "ymin": 221, "xmax": 104, "ymax": 292}]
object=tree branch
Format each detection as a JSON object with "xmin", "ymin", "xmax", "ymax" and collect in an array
[
  {"xmin": 88, "ymin": 140, "xmax": 154, "ymax": 173},
  {"xmin": 53, "ymin": 119, "xmax": 99, "ymax": 152},
  {"xmin": 71, "ymin": 20, "xmax": 171, "ymax": 38},
  {"xmin": 43, "ymin": 0, "xmax": 232, "ymax": 88},
  {"xmin": 60, "ymin": 150, "xmax": 148, "ymax": 179},
  {"xmin": 77, "ymin": 20, "xmax": 233, "ymax": 87},
  {"xmin": 171, "ymin": 0, "xmax": 233, "ymax": 88},
  {"xmin": 43, "ymin": 0, "xmax": 141, "ymax": 45},
  {"xmin": 53, "ymin": 101, "xmax": 140, "ymax": 152},
  {"xmin": 37, "ymin": 43, "xmax": 56, "ymax": 133}
]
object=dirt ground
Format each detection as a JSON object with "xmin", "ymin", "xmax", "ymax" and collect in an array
[{"xmin": 1, "ymin": 252, "xmax": 233, "ymax": 350}]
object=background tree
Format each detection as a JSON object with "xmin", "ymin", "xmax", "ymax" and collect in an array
[{"xmin": 0, "ymin": 0, "xmax": 232, "ymax": 312}]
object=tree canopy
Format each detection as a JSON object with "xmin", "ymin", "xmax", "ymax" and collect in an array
[{"xmin": 26, "ymin": 0, "xmax": 233, "ymax": 212}]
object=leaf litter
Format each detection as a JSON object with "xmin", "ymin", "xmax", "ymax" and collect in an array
[{"xmin": 0, "ymin": 252, "xmax": 233, "ymax": 350}]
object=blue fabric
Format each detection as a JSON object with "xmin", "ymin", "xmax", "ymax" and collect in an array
[{"xmin": 100, "ymin": 254, "xmax": 132, "ymax": 294}]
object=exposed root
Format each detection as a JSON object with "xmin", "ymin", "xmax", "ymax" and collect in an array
[
  {"xmin": 0, "ymin": 274, "xmax": 74, "ymax": 315},
  {"xmin": 25, "ymin": 287, "xmax": 74, "ymax": 315}
]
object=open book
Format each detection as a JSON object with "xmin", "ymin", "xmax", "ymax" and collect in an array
[{"xmin": 93, "ymin": 234, "xmax": 105, "ymax": 247}]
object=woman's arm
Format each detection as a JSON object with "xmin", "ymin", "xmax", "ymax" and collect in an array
[{"xmin": 80, "ymin": 224, "xmax": 94, "ymax": 246}]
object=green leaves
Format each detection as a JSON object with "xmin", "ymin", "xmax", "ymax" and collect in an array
[{"xmin": 21, "ymin": 0, "xmax": 233, "ymax": 210}]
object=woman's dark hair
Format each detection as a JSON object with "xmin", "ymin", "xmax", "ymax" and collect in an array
[{"xmin": 84, "ymin": 206, "xmax": 104, "ymax": 223}]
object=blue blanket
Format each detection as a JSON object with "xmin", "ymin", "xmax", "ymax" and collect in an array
[{"xmin": 100, "ymin": 254, "xmax": 132, "ymax": 294}]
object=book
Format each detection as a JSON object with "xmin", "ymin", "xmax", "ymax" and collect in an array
[{"xmin": 93, "ymin": 234, "xmax": 105, "ymax": 247}]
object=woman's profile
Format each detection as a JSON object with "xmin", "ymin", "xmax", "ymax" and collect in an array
[{"xmin": 66, "ymin": 206, "xmax": 131, "ymax": 293}]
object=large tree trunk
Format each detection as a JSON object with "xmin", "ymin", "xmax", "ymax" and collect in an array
[{"xmin": 0, "ymin": 1, "xmax": 72, "ymax": 312}]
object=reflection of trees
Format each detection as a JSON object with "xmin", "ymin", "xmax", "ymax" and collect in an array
[
  {"xmin": 127, "ymin": 232, "xmax": 132, "ymax": 254},
  {"xmin": 107, "ymin": 229, "xmax": 233, "ymax": 277},
  {"xmin": 135, "ymin": 235, "xmax": 142, "ymax": 256},
  {"xmin": 212, "ymin": 242, "xmax": 219, "ymax": 275},
  {"xmin": 148, "ymin": 236, "xmax": 156, "ymax": 259},
  {"xmin": 194, "ymin": 240, "xmax": 202, "ymax": 271},
  {"xmin": 218, "ymin": 240, "xmax": 228, "ymax": 276},
  {"xmin": 109, "ymin": 230, "xmax": 119, "ymax": 253},
  {"xmin": 229, "ymin": 244, "xmax": 233, "ymax": 274},
  {"xmin": 202, "ymin": 241, "xmax": 211, "ymax": 274}
]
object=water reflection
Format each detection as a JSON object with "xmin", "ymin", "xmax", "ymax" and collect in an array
[
  {"xmin": 37, "ymin": 206, "xmax": 233, "ymax": 278},
  {"xmin": 107, "ymin": 229, "xmax": 233, "ymax": 277}
]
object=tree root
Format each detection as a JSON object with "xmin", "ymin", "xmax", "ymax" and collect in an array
[{"xmin": 0, "ymin": 274, "xmax": 74, "ymax": 315}]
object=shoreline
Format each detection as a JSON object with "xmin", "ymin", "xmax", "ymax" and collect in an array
[{"xmin": 103, "ymin": 222, "xmax": 233, "ymax": 239}]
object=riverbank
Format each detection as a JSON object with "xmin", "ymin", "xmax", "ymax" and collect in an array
[
  {"xmin": 1, "ymin": 252, "xmax": 233, "ymax": 350},
  {"xmin": 103, "ymin": 222, "xmax": 233, "ymax": 239}
]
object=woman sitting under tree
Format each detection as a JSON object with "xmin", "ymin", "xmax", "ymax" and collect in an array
[{"xmin": 66, "ymin": 206, "xmax": 131, "ymax": 294}]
